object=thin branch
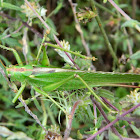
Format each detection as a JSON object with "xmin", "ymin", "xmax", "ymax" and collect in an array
[
  {"xmin": 0, "ymin": 12, "xmax": 43, "ymax": 39},
  {"xmin": 64, "ymin": 100, "xmax": 81, "ymax": 140},
  {"xmin": 2, "ymin": 25, "xmax": 24, "ymax": 39},
  {"xmin": 108, "ymin": 0, "xmax": 131, "ymax": 20},
  {"xmin": 0, "ymin": 67, "xmax": 11, "ymax": 87},
  {"xmin": 24, "ymin": 0, "xmax": 81, "ymax": 70},
  {"xmin": 93, "ymin": 101, "xmax": 97, "ymax": 128},
  {"xmin": 117, "ymin": 116, "xmax": 140, "ymax": 123},
  {"xmin": 123, "ymin": 29, "xmax": 133, "ymax": 55},
  {"xmin": 101, "ymin": 97, "xmax": 119, "ymax": 111},
  {"xmin": 91, "ymin": 1, "xmax": 118, "ymax": 65},
  {"xmin": 132, "ymin": 0, "xmax": 137, "ymax": 19},
  {"xmin": 18, "ymin": 97, "xmax": 48, "ymax": 134},
  {"xmin": 87, "ymin": 102, "xmax": 140, "ymax": 140},
  {"xmin": 90, "ymin": 95, "xmax": 123, "ymax": 140},
  {"xmin": 107, "ymin": 0, "xmax": 140, "ymax": 32},
  {"xmin": 24, "ymin": 0, "xmax": 50, "ymax": 30},
  {"xmin": 68, "ymin": 0, "xmax": 91, "ymax": 57},
  {"xmin": 53, "ymin": 35, "xmax": 80, "ymax": 70}
]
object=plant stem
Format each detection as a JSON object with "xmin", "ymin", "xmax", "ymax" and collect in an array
[
  {"xmin": 53, "ymin": 35, "xmax": 80, "ymax": 70},
  {"xmin": 76, "ymin": 74, "xmax": 114, "ymax": 113},
  {"xmin": 93, "ymin": 1, "xmax": 117, "ymax": 18},
  {"xmin": 45, "ymin": 43, "xmax": 95, "ymax": 61},
  {"xmin": 68, "ymin": 0, "xmax": 91, "ymax": 57},
  {"xmin": 91, "ymin": 1, "xmax": 118, "ymax": 64},
  {"xmin": 46, "ymin": 105, "xmax": 56, "ymax": 125},
  {"xmin": 33, "ymin": 86, "xmax": 66, "ymax": 114},
  {"xmin": 107, "ymin": 0, "xmax": 140, "ymax": 32},
  {"xmin": 24, "ymin": 0, "xmax": 50, "ymax": 30},
  {"xmin": 64, "ymin": 100, "xmax": 81, "ymax": 140},
  {"xmin": 108, "ymin": 0, "xmax": 131, "ymax": 20},
  {"xmin": 87, "ymin": 103, "xmax": 140, "ymax": 140},
  {"xmin": 40, "ymin": 99, "xmax": 47, "ymax": 140},
  {"xmin": 101, "ymin": 97, "xmax": 119, "ymax": 111},
  {"xmin": 36, "ymin": 34, "xmax": 46, "ymax": 62},
  {"xmin": 90, "ymin": 95, "xmax": 123, "ymax": 140},
  {"xmin": 18, "ymin": 97, "xmax": 47, "ymax": 134}
]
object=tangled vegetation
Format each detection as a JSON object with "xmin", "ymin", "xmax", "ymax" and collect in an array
[{"xmin": 0, "ymin": 0, "xmax": 140, "ymax": 140}]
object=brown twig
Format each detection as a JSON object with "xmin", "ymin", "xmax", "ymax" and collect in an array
[
  {"xmin": 63, "ymin": 100, "xmax": 81, "ymax": 140},
  {"xmin": 18, "ymin": 97, "xmax": 48, "ymax": 134},
  {"xmin": 68, "ymin": 0, "xmax": 96, "ymax": 70},
  {"xmin": 24, "ymin": 0, "xmax": 81, "ymax": 70},
  {"xmin": 68, "ymin": 0, "xmax": 91, "ymax": 57},
  {"xmin": 2, "ymin": 25, "xmax": 24, "ymax": 39},
  {"xmin": 90, "ymin": 95, "xmax": 123, "ymax": 140},
  {"xmin": 117, "ymin": 116, "xmax": 140, "ymax": 123},
  {"xmin": 107, "ymin": 0, "xmax": 140, "ymax": 32},
  {"xmin": 87, "ymin": 102, "xmax": 140, "ymax": 140},
  {"xmin": 0, "ymin": 12, "xmax": 43, "ymax": 39},
  {"xmin": 132, "ymin": 0, "xmax": 137, "ymax": 19}
]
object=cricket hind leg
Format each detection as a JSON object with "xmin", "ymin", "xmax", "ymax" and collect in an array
[
  {"xmin": 74, "ymin": 74, "xmax": 113, "ymax": 112},
  {"xmin": 42, "ymin": 73, "xmax": 113, "ymax": 113}
]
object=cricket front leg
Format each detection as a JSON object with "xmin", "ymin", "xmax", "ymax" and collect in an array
[
  {"xmin": 0, "ymin": 44, "xmax": 23, "ymax": 66},
  {"xmin": 12, "ymin": 82, "xmax": 26, "ymax": 103}
]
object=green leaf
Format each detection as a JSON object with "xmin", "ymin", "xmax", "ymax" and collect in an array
[
  {"xmin": 99, "ymin": 133, "xmax": 105, "ymax": 140},
  {"xmin": 87, "ymin": 105, "xmax": 94, "ymax": 120},
  {"xmin": 2, "ymin": 2, "xmax": 22, "ymax": 11},
  {"xmin": 95, "ymin": 116, "xmax": 104, "ymax": 129},
  {"xmin": 77, "ymin": 130, "xmax": 83, "ymax": 139},
  {"xmin": 133, "ymin": 107, "xmax": 140, "ymax": 116},
  {"xmin": 11, "ymin": 32, "xmax": 22, "ymax": 38},
  {"xmin": 130, "ymin": 124, "xmax": 140, "ymax": 137},
  {"xmin": 97, "ymin": 89, "xmax": 114, "ymax": 100},
  {"xmin": 45, "ymin": 18, "xmax": 58, "ymax": 40},
  {"xmin": 0, "ymin": 23, "xmax": 8, "ymax": 28},
  {"xmin": 130, "ymin": 51, "xmax": 140, "ymax": 60},
  {"xmin": 41, "ymin": 46, "xmax": 50, "ymax": 66},
  {"xmin": 84, "ymin": 128, "xmax": 96, "ymax": 134},
  {"xmin": 2, "ymin": 37, "xmax": 22, "ymax": 47},
  {"xmin": 15, "ymin": 99, "xmax": 31, "ymax": 108},
  {"xmin": 115, "ymin": 87, "xmax": 128, "ymax": 98},
  {"xmin": 108, "ymin": 129, "xmax": 120, "ymax": 140},
  {"xmin": 121, "ymin": 19, "xmax": 140, "ymax": 29},
  {"xmin": 30, "ymin": 88, "xmax": 42, "ymax": 112}
]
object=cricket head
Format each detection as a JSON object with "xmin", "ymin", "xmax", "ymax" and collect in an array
[{"xmin": 6, "ymin": 65, "xmax": 33, "ymax": 82}]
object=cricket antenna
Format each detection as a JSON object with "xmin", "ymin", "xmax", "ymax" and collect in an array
[{"xmin": 0, "ymin": 59, "xmax": 6, "ymax": 68}]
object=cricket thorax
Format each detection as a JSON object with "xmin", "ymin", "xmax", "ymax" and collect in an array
[
  {"xmin": 7, "ymin": 67, "xmax": 31, "ymax": 72},
  {"xmin": 6, "ymin": 65, "xmax": 33, "ymax": 76}
]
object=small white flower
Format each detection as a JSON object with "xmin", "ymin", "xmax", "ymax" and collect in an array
[
  {"xmin": 21, "ymin": 2, "xmax": 47, "ymax": 18},
  {"xmin": 39, "ymin": 7, "xmax": 47, "ymax": 17},
  {"xmin": 127, "ymin": 90, "xmax": 140, "ymax": 105},
  {"xmin": 55, "ymin": 40, "xmax": 74, "ymax": 65}
]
